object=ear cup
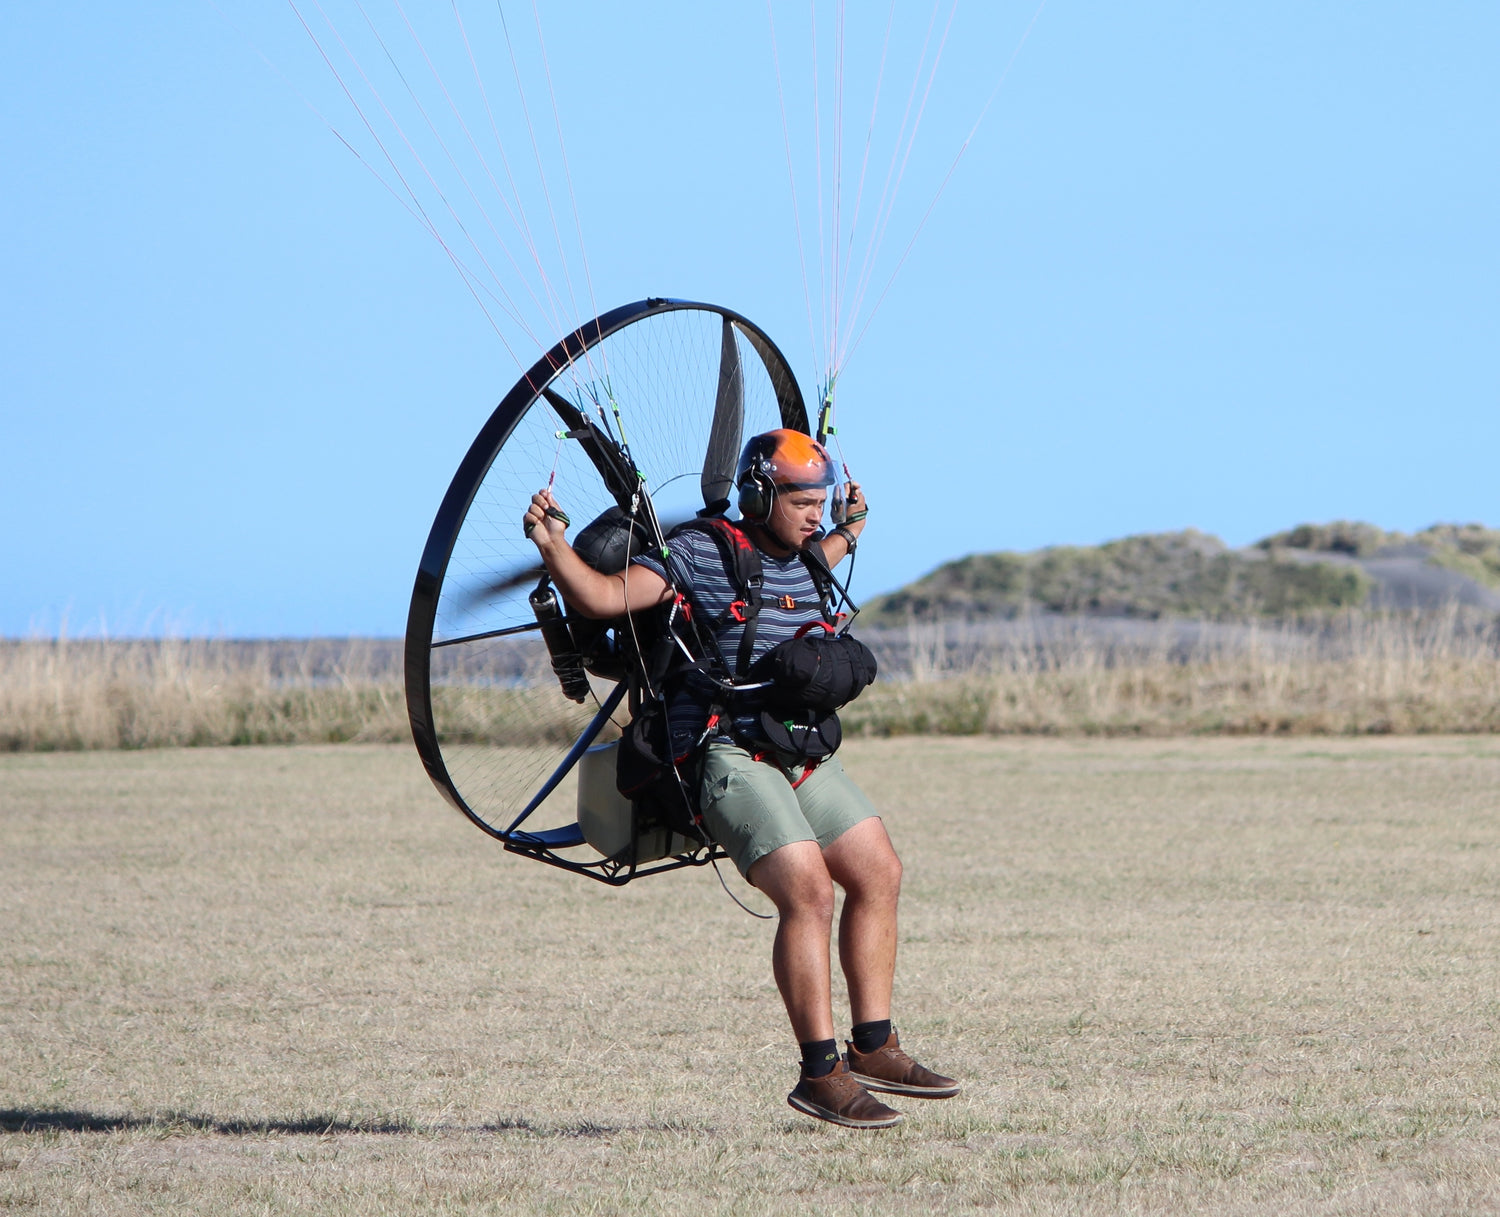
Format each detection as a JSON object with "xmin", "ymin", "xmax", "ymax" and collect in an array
[
  {"xmin": 737, "ymin": 478, "xmax": 770, "ymax": 522},
  {"xmin": 737, "ymin": 457, "xmax": 773, "ymax": 521}
]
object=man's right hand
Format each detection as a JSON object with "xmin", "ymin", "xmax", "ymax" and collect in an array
[{"xmin": 523, "ymin": 489, "xmax": 570, "ymax": 552}]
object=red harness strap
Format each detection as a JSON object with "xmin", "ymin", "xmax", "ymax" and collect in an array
[{"xmin": 749, "ymin": 750, "xmax": 820, "ymax": 788}]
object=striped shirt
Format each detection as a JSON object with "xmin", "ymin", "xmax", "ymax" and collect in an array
[{"xmin": 632, "ymin": 524, "xmax": 830, "ymax": 750}]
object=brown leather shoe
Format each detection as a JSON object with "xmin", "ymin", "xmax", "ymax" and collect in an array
[
  {"xmin": 845, "ymin": 1028, "xmax": 960, "ymax": 1098},
  {"xmin": 787, "ymin": 1059, "xmax": 903, "ymax": 1128}
]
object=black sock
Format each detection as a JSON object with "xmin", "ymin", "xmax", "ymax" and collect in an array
[
  {"xmin": 851, "ymin": 1019, "xmax": 892, "ymax": 1055},
  {"xmin": 799, "ymin": 1038, "xmax": 840, "ymax": 1078}
]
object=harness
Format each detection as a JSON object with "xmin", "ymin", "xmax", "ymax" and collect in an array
[
  {"xmin": 616, "ymin": 515, "xmax": 875, "ymax": 846},
  {"xmin": 618, "ymin": 519, "xmax": 835, "ymax": 818},
  {"xmin": 666, "ymin": 516, "xmax": 839, "ymax": 689}
]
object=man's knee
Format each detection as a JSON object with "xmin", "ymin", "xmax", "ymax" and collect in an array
[
  {"xmin": 882, "ymin": 849, "xmax": 904, "ymax": 895},
  {"xmin": 789, "ymin": 872, "xmax": 836, "ymax": 923},
  {"xmin": 825, "ymin": 820, "xmax": 903, "ymax": 901},
  {"xmin": 752, "ymin": 843, "xmax": 836, "ymax": 921},
  {"xmin": 862, "ymin": 847, "xmax": 902, "ymax": 902}
]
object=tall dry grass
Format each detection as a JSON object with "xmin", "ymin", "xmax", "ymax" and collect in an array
[
  {"xmin": 0, "ymin": 637, "xmax": 599, "ymax": 752},
  {"xmin": 4, "ymin": 609, "xmax": 1499, "ymax": 751},
  {"xmin": 845, "ymin": 607, "xmax": 1500, "ymax": 737},
  {"xmin": 0, "ymin": 638, "xmax": 410, "ymax": 751}
]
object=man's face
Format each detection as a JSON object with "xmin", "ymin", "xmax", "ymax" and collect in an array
[{"xmin": 766, "ymin": 488, "xmax": 827, "ymax": 550}]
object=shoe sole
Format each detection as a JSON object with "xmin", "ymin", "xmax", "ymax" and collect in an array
[
  {"xmin": 787, "ymin": 1092, "xmax": 903, "ymax": 1129},
  {"xmin": 847, "ymin": 1072, "xmax": 960, "ymax": 1099}
]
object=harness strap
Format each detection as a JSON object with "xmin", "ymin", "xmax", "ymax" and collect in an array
[
  {"xmin": 794, "ymin": 537, "xmax": 840, "ymax": 621},
  {"xmin": 734, "ymin": 569, "xmax": 763, "ymax": 678},
  {"xmin": 749, "ymin": 747, "xmax": 821, "ymax": 788}
]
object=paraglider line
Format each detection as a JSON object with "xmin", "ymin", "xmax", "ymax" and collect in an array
[
  {"xmin": 386, "ymin": 0, "xmax": 564, "ymax": 344},
  {"xmin": 839, "ymin": 0, "xmax": 957, "ymax": 370},
  {"xmin": 843, "ymin": 0, "xmax": 1048, "ymax": 369},
  {"xmin": 765, "ymin": 1, "xmax": 819, "ymax": 373},
  {"xmin": 350, "ymin": 0, "xmax": 547, "ymax": 350},
  {"xmin": 284, "ymin": 0, "xmax": 528, "ymax": 366},
  {"xmin": 450, "ymin": 0, "xmax": 570, "ymax": 339}
]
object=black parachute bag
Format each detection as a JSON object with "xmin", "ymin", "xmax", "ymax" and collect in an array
[
  {"xmin": 752, "ymin": 622, "xmax": 878, "ymax": 763},
  {"xmin": 754, "ymin": 622, "xmax": 878, "ymax": 713}
]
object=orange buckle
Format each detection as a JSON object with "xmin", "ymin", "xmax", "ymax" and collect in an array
[{"xmin": 777, "ymin": 594, "xmax": 797, "ymax": 609}]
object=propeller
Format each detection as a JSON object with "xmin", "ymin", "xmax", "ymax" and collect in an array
[{"xmin": 452, "ymin": 562, "xmax": 549, "ymax": 605}]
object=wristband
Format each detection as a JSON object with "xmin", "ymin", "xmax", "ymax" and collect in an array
[
  {"xmin": 843, "ymin": 508, "xmax": 868, "ymax": 524},
  {"xmin": 833, "ymin": 525, "xmax": 858, "ymax": 553}
]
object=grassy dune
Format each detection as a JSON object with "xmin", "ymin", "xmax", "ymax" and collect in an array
[
  {"xmin": 864, "ymin": 522, "xmax": 1500, "ymax": 624},
  {"xmin": 4, "ymin": 738, "xmax": 1500, "ymax": 1213},
  {"xmin": 865, "ymin": 531, "xmax": 1373, "ymax": 622}
]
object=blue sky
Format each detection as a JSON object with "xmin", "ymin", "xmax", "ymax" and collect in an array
[{"xmin": 3, "ymin": 2, "xmax": 1496, "ymax": 637}]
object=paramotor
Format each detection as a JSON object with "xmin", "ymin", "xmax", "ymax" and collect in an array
[{"xmin": 404, "ymin": 297, "xmax": 809, "ymax": 883}]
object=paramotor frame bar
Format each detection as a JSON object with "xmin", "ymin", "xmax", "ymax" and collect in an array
[
  {"xmin": 431, "ymin": 615, "xmax": 581, "ymax": 649},
  {"xmin": 495, "ymin": 667, "xmax": 724, "ymax": 886},
  {"xmin": 501, "ymin": 681, "xmax": 626, "ymax": 837},
  {"xmin": 502, "ymin": 831, "xmax": 721, "ymax": 887}
]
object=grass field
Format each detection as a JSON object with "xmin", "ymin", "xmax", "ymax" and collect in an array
[{"xmin": 4, "ymin": 738, "xmax": 1500, "ymax": 1214}]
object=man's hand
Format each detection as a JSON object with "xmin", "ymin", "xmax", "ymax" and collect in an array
[
  {"xmin": 834, "ymin": 481, "xmax": 867, "ymax": 543},
  {"xmin": 840, "ymin": 481, "xmax": 868, "ymax": 531},
  {"xmin": 823, "ymin": 480, "xmax": 866, "ymax": 566},
  {"xmin": 523, "ymin": 489, "xmax": 571, "ymax": 552}
]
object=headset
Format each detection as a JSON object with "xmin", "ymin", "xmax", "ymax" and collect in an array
[
  {"xmin": 736, "ymin": 451, "xmax": 777, "ymax": 522},
  {"xmin": 735, "ymin": 430, "xmax": 838, "ymax": 525}
]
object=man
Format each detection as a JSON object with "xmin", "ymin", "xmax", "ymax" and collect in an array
[{"xmin": 524, "ymin": 429, "xmax": 957, "ymax": 1128}]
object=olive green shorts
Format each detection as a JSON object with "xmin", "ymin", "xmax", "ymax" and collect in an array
[{"xmin": 699, "ymin": 741, "xmax": 879, "ymax": 880}]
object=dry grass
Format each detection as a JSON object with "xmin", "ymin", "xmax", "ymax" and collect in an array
[
  {"xmin": 844, "ymin": 610, "xmax": 1500, "ymax": 737},
  {"xmin": 4, "ymin": 610, "xmax": 1499, "ymax": 753},
  {"xmin": 0, "ymin": 638, "xmax": 409, "ymax": 751},
  {"xmin": 4, "ymin": 737, "xmax": 1500, "ymax": 1214},
  {"xmin": 0, "ymin": 638, "xmax": 580, "ymax": 752}
]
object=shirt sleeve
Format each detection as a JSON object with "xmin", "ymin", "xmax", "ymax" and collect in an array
[{"xmin": 630, "ymin": 528, "xmax": 703, "ymax": 589}]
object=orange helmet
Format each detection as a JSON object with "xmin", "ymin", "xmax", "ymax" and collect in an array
[{"xmin": 735, "ymin": 429, "xmax": 837, "ymax": 520}]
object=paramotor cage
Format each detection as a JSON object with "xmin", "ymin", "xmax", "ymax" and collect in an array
[{"xmin": 404, "ymin": 298, "xmax": 808, "ymax": 884}]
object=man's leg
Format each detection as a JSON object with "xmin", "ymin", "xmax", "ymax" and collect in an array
[
  {"xmin": 821, "ymin": 817, "xmax": 902, "ymax": 1025},
  {"xmin": 700, "ymin": 745, "xmax": 906, "ymax": 1126},
  {"xmin": 747, "ymin": 840, "xmax": 836, "ymax": 1042},
  {"xmin": 810, "ymin": 778, "xmax": 960, "ymax": 1101},
  {"xmin": 751, "ymin": 837, "xmax": 904, "ymax": 1129}
]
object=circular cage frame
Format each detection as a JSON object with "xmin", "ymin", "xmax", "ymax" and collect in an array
[{"xmin": 404, "ymin": 297, "xmax": 808, "ymax": 882}]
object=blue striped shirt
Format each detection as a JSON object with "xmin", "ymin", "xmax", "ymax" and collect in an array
[{"xmin": 632, "ymin": 524, "xmax": 830, "ymax": 750}]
